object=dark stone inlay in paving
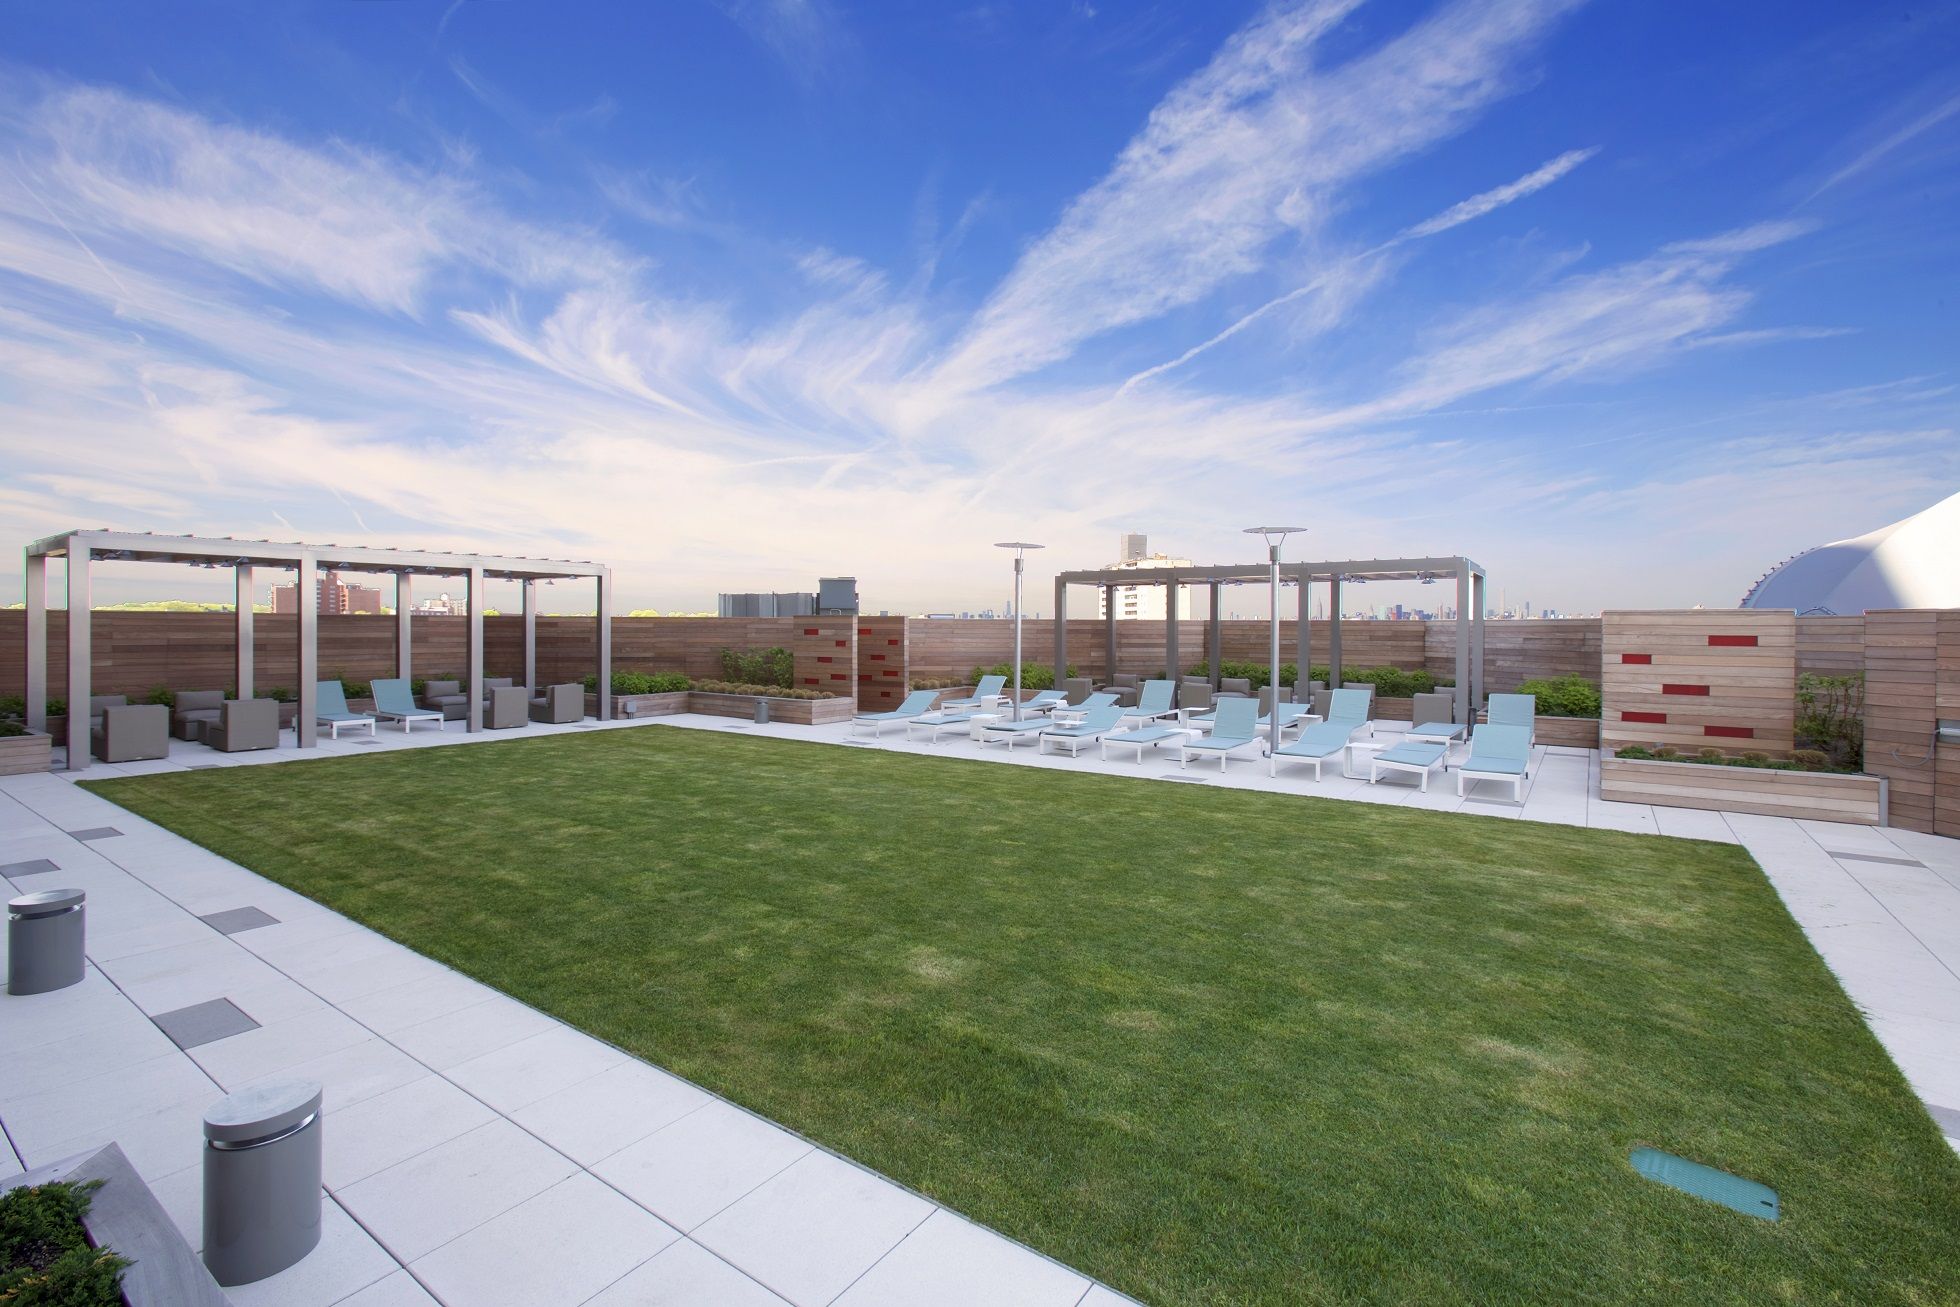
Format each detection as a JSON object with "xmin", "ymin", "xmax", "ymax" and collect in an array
[
  {"xmin": 1, "ymin": 858, "xmax": 60, "ymax": 878},
  {"xmin": 66, "ymin": 827, "xmax": 122, "ymax": 841},
  {"xmin": 1827, "ymin": 851, "xmax": 1925, "ymax": 869},
  {"xmin": 1927, "ymin": 1103, "xmax": 1960, "ymax": 1137},
  {"xmin": 198, "ymin": 906, "xmax": 281, "ymax": 936},
  {"xmin": 151, "ymin": 998, "xmax": 260, "ymax": 1050}
]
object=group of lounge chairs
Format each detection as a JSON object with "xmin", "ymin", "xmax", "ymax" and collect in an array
[
  {"xmin": 317, "ymin": 678, "xmax": 586, "ymax": 737},
  {"xmin": 852, "ymin": 677, "xmax": 1540, "ymax": 803}
]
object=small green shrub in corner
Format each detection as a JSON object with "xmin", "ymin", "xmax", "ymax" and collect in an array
[
  {"xmin": 969, "ymin": 663, "xmax": 1065, "ymax": 692},
  {"xmin": 0, "ymin": 694, "xmax": 24, "ymax": 720},
  {"xmin": 0, "ymin": 1177, "xmax": 129, "ymax": 1306},
  {"xmin": 263, "ymin": 686, "xmax": 294, "ymax": 703},
  {"xmin": 716, "ymin": 647, "xmax": 794, "ymax": 690},
  {"xmin": 1514, "ymin": 675, "xmax": 1601, "ymax": 719},
  {"xmin": 0, "ymin": 721, "xmax": 26, "ymax": 739},
  {"xmin": 141, "ymin": 684, "xmax": 176, "ymax": 709}
]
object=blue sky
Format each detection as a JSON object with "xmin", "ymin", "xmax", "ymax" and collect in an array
[{"xmin": 1, "ymin": 0, "xmax": 1956, "ymax": 615}]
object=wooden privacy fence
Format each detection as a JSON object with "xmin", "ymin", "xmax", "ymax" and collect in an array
[{"xmin": 1601, "ymin": 610, "xmax": 1797, "ymax": 757}]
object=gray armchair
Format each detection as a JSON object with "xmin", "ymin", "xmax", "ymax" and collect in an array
[
  {"xmin": 481, "ymin": 677, "xmax": 516, "ymax": 702},
  {"xmin": 173, "ymin": 689, "xmax": 227, "ymax": 740},
  {"xmin": 1060, "ymin": 676, "xmax": 1096, "ymax": 706},
  {"xmin": 420, "ymin": 679, "xmax": 470, "ymax": 720},
  {"xmin": 206, "ymin": 698, "xmax": 279, "ymax": 752},
  {"xmin": 1217, "ymin": 677, "xmax": 1252, "ymax": 699},
  {"xmin": 485, "ymin": 685, "xmax": 529, "ymax": 729},
  {"xmin": 530, "ymin": 683, "xmax": 583, "ymax": 724},
  {"xmin": 88, "ymin": 695, "xmax": 128, "ymax": 730},
  {"xmin": 92, "ymin": 703, "xmax": 169, "ymax": 762},
  {"xmin": 1178, "ymin": 678, "xmax": 1214, "ymax": 713},
  {"xmin": 1099, "ymin": 672, "xmax": 1142, "ymax": 707},
  {"xmin": 1411, "ymin": 691, "xmax": 1456, "ymax": 727}
]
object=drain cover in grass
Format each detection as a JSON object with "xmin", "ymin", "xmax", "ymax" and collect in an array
[{"xmin": 1631, "ymin": 1147, "xmax": 1778, "ymax": 1220}]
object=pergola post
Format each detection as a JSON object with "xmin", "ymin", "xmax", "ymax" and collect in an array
[
  {"xmin": 24, "ymin": 552, "xmax": 46, "ymax": 734},
  {"xmin": 1163, "ymin": 572, "xmax": 1180, "ymax": 685},
  {"xmin": 64, "ymin": 548, "xmax": 89, "ymax": 771},
  {"xmin": 1470, "ymin": 569, "xmax": 1487, "ymax": 715},
  {"xmin": 1207, "ymin": 582, "xmax": 1222, "ymax": 687},
  {"xmin": 465, "ymin": 566, "xmax": 485, "ymax": 733},
  {"xmin": 1052, "ymin": 579, "xmax": 1068, "ymax": 681},
  {"xmin": 297, "ymin": 555, "xmax": 318, "ymax": 749},
  {"xmin": 596, "ymin": 569, "xmax": 612, "ymax": 720},
  {"xmin": 395, "ymin": 573, "xmax": 413, "ymax": 681},
  {"xmin": 234, "ymin": 564, "xmax": 255, "ymax": 699},
  {"xmin": 1454, "ymin": 568, "xmax": 1472, "ymax": 726},
  {"xmin": 522, "ymin": 579, "xmax": 538, "ymax": 691},
  {"xmin": 1328, "ymin": 576, "xmax": 1343, "ymax": 685},
  {"xmin": 1295, "ymin": 573, "xmax": 1310, "ymax": 702},
  {"xmin": 1103, "ymin": 584, "xmax": 1117, "ymax": 681}
]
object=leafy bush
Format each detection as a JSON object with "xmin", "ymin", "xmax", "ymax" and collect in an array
[
  {"xmin": 694, "ymin": 680, "xmax": 834, "ymax": 699},
  {"xmin": 0, "ymin": 695, "xmax": 24, "ymax": 721},
  {"xmin": 1339, "ymin": 667, "xmax": 1443, "ymax": 698},
  {"xmin": 1614, "ymin": 745, "xmax": 1850, "ymax": 774},
  {"xmin": 717, "ymin": 647, "xmax": 793, "ymax": 690},
  {"xmin": 141, "ymin": 685, "xmax": 175, "ymax": 709},
  {"xmin": 1796, "ymin": 673, "xmax": 1864, "ymax": 770},
  {"xmin": 908, "ymin": 676, "xmax": 965, "ymax": 690},
  {"xmin": 47, "ymin": 698, "xmax": 66, "ymax": 717},
  {"xmin": 263, "ymin": 686, "xmax": 294, "ymax": 703},
  {"xmin": 969, "ymin": 662, "xmax": 1072, "ymax": 692},
  {"xmin": 0, "ymin": 1178, "xmax": 128, "ymax": 1305},
  {"xmin": 0, "ymin": 721, "xmax": 25, "ymax": 738},
  {"xmin": 1514, "ymin": 675, "xmax": 1601, "ymax": 719},
  {"xmin": 584, "ymin": 671, "xmax": 693, "ymax": 695},
  {"xmin": 343, "ymin": 679, "xmax": 375, "ymax": 700}
]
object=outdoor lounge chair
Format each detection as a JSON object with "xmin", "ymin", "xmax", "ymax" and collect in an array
[
  {"xmin": 1486, "ymin": 693, "xmax": 1537, "ymax": 746},
  {"xmin": 1457, "ymin": 723, "xmax": 1531, "ymax": 803},
  {"xmin": 1177, "ymin": 697, "xmax": 1261, "ymax": 771},
  {"xmin": 530, "ymin": 683, "xmax": 583, "ymax": 724},
  {"xmin": 1036, "ymin": 705, "xmax": 1128, "ymax": 757},
  {"xmin": 315, "ymin": 681, "xmax": 377, "ymax": 739},
  {"xmin": 852, "ymin": 689, "xmax": 941, "ymax": 737},
  {"xmin": 941, "ymin": 674, "xmax": 1008, "ymax": 712},
  {"xmin": 1051, "ymin": 691, "xmax": 1118, "ymax": 724},
  {"xmin": 484, "ymin": 686, "xmax": 529, "ymax": 729},
  {"xmin": 976, "ymin": 715, "xmax": 1058, "ymax": 749},
  {"xmin": 1256, "ymin": 702, "xmax": 1315, "ymax": 735},
  {"xmin": 1018, "ymin": 690, "xmax": 1069, "ymax": 714},
  {"xmin": 205, "ymin": 698, "xmax": 279, "ymax": 752},
  {"xmin": 172, "ymin": 689, "xmax": 227, "ymax": 740},
  {"xmin": 1100, "ymin": 722, "xmax": 1187, "ymax": 763},
  {"xmin": 903, "ymin": 709, "xmax": 981, "ymax": 744},
  {"xmin": 419, "ymin": 679, "xmax": 470, "ymax": 721},
  {"xmin": 1121, "ymin": 679, "xmax": 1179, "ymax": 724},
  {"xmin": 1405, "ymin": 690, "xmax": 1467, "ymax": 756},
  {"xmin": 1270, "ymin": 690, "xmax": 1374, "ymax": 780},
  {"xmin": 91, "ymin": 703, "xmax": 169, "ymax": 763},
  {"xmin": 1369, "ymin": 739, "xmax": 1450, "ymax": 791},
  {"xmin": 372, "ymin": 678, "xmax": 445, "ymax": 732},
  {"xmin": 1099, "ymin": 673, "xmax": 1142, "ymax": 706}
]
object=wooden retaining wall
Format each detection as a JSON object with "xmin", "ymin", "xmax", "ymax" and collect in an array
[
  {"xmin": 1602, "ymin": 610, "xmax": 1797, "ymax": 758},
  {"xmin": 1599, "ymin": 756, "xmax": 1885, "ymax": 824},
  {"xmin": 1861, "ymin": 609, "xmax": 1960, "ymax": 836}
]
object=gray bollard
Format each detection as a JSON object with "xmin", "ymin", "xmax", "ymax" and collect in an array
[
  {"xmin": 202, "ymin": 1081, "xmax": 324, "ymax": 1287},
  {"xmin": 8, "ymin": 889, "xmax": 86, "ymax": 996},
  {"xmin": 754, "ymin": 699, "xmax": 770, "ymax": 724}
]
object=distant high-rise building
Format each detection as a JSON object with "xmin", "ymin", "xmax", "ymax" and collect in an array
[
  {"xmin": 1098, "ymin": 538, "xmax": 1194, "ymax": 621},
  {"xmin": 270, "ymin": 569, "xmax": 383, "ymax": 615},
  {"xmin": 1120, "ymin": 532, "xmax": 1148, "ymax": 563}
]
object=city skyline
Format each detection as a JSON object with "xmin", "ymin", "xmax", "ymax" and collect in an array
[{"xmin": 1, "ymin": 1, "xmax": 1956, "ymax": 614}]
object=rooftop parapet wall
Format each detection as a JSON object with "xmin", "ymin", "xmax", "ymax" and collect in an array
[
  {"xmin": 1862, "ymin": 609, "xmax": 1960, "ymax": 836},
  {"xmin": 1601, "ymin": 610, "xmax": 1797, "ymax": 758}
]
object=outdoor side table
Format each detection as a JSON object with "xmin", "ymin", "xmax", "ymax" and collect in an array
[
  {"xmin": 968, "ymin": 713, "xmax": 1000, "ymax": 741},
  {"xmin": 203, "ymin": 1080, "xmax": 323, "ymax": 1287},
  {"xmin": 8, "ymin": 888, "xmax": 85, "ymax": 995},
  {"xmin": 1342, "ymin": 739, "xmax": 1385, "ymax": 780}
]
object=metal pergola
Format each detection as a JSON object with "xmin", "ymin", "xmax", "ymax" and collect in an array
[
  {"xmin": 1054, "ymin": 555, "xmax": 1488, "ymax": 723},
  {"xmin": 23, "ymin": 530, "xmax": 613, "ymax": 771}
]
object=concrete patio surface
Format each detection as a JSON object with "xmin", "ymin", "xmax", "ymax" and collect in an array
[{"xmin": 4, "ymin": 706, "xmax": 1956, "ymax": 1304}]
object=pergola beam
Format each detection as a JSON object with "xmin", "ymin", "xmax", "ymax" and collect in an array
[{"xmin": 234, "ymin": 564, "xmax": 254, "ymax": 699}]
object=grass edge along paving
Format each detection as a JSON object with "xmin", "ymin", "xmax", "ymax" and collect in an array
[{"xmin": 85, "ymin": 727, "xmax": 1960, "ymax": 1306}]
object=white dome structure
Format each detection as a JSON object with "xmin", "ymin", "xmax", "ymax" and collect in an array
[{"xmin": 1741, "ymin": 491, "xmax": 1960, "ymax": 614}]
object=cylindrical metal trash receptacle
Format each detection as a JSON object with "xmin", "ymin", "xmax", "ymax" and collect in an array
[
  {"xmin": 754, "ymin": 699, "xmax": 770, "ymax": 724},
  {"xmin": 202, "ymin": 1080, "xmax": 323, "ymax": 1287},
  {"xmin": 8, "ymin": 889, "xmax": 85, "ymax": 996}
]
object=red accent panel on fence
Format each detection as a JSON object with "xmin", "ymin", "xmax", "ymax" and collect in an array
[
  {"xmin": 803, "ymin": 628, "xmax": 819, "ymax": 636},
  {"xmin": 1708, "ymin": 634, "xmax": 1758, "ymax": 647},
  {"xmin": 1620, "ymin": 653, "xmax": 1652, "ymax": 664},
  {"xmin": 1704, "ymin": 725, "xmax": 1755, "ymax": 738},
  {"xmin": 816, "ymin": 656, "xmax": 832, "ymax": 664},
  {"xmin": 830, "ymin": 673, "xmax": 847, "ymax": 681},
  {"xmin": 1622, "ymin": 711, "xmax": 1668, "ymax": 724},
  {"xmin": 1661, "ymin": 683, "xmax": 1710, "ymax": 696}
]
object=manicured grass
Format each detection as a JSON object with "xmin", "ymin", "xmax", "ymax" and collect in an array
[{"xmin": 88, "ymin": 729, "xmax": 1960, "ymax": 1304}]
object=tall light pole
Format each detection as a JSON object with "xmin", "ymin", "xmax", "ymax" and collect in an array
[
  {"xmin": 1244, "ymin": 526, "xmax": 1306, "ymax": 776},
  {"xmin": 995, "ymin": 542, "xmax": 1044, "ymax": 721}
]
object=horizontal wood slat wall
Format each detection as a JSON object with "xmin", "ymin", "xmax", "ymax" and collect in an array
[
  {"xmin": 1861, "ymin": 609, "xmax": 1949, "ymax": 835},
  {"xmin": 1601, "ymin": 610, "xmax": 1796, "ymax": 757},
  {"xmin": 856, "ymin": 616, "xmax": 908, "ymax": 712},
  {"xmin": 789, "ymin": 617, "xmax": 857, "ymax": 698},
  {"xmin": 1796, "ymin": 615, "xmax": 1865, "ymax": 674},
  {"xmin": 1425, "ymin": 619, "xmax": 1598, "ymax": 690}
]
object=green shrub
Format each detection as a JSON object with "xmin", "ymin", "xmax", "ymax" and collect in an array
[
  {"xmin": 1792, "ymin": 748, "xmax": 1830, "ymax": 771},
  {"xmin": 263, "ymin": 687, "xmax": 294, "ymax": 703},
  {"xmin": 1338, "ymin": 667, "xmax": 1440, "ymax": 698},
  {"xmin": 0, "ymin": 695, "xmax": 23, "ymax": 720},
  {"xmin": 1514, "ymin": 675, "xmax": 1601, "ymax": 719},
  {"xmin": 0, "ymin": 721, "xmax": 25, "ymax": 738},
  {"xmin": 1796, "ymin": 673, "xmax": 1864, "ymax": 770},
  {"xmin": 969, "ymin": 662, "xmax": 1070, "ymax": 692},
  {"xmin": 694, "ymin": 680, "xmax": 833, "ymax": 699},
  {"xmin": 716, "ymin": 647, "xmax": 793, "ymax": 690},
  {"xmin": 0, "ymin": 1178, "xmax": 128, "ymax": 1305},
  {"xmin": 343, "ymin": 679, "xmax": 374, "ymax": 700},
  {"xmin": 909, "ymin": 676, "xmax": 965, "ymax": 690},
  {"xmin": 47, "ymin": 698, "xmax": 66, "ymax": 717},
  {"xmin": 141, "ymin": 685, "xmax": 175, "ymax": 709},
  {"xmin": 587, "ymin": 671, "xmax": 693, "ymax": 695}
]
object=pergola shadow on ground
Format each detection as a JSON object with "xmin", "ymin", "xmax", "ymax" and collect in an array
[
  {"xmin": 22, "ymin": 529, "xmax": 613, "ymax": 771},
  {"xmin": 1054, "ymin": 555, "xmax": 1488, "ymax": 720}
]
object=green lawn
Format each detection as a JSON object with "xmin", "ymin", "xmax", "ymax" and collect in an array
[{"xmin": 86, "ymin": 729, "xmax": 1960, "ymax": 1305}]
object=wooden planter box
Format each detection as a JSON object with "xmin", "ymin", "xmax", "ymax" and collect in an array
[
  {"xmin": 585, "ymin": 691, "xmax": 691, "ymax": 718},
  {"xmin": 0, "ymin": 729, "xmax": 53, "ymax": 775},
  {"xmin": 1599, "ymin": 755, "xmax": 1885, "ymax": 825},
  {"xmin": 1534, "ymin": 716, "xmax": 1600, "ymax": 749},
  {"xmin": 688, "ymin": 692, "xmax": 855, "ymax": 725}
]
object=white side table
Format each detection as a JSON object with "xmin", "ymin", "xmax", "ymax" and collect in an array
[
  {"xmin": 968, "ymin": 713, "xmax": 1000, "ymax": 742},
  {"xmin": 1343, "ymin": 739, "xmax": 1385, "ymax": 779}
]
